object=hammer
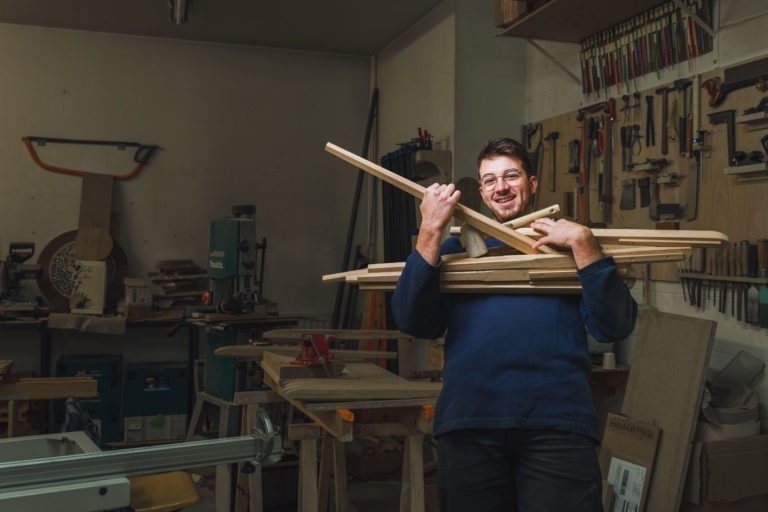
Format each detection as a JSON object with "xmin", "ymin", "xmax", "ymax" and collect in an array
[
  {"xmin": 673, "ymin": 79, "xmax": 693, "ymax": 156},
  {"xmin": 654, "ymin": 86, "xmax": 674, "ymax": 156},
  {"xmin": 453, "ymin": 204, "xmax": 562, "ymax": 258}
]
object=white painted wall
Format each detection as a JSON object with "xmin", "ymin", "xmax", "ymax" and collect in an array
[
  {"xmin": 523, "ymin": 0, "xmax": 768, "ymax": 428},
  {"xmin": 0, "ymin": 23, "xmax": 371, "ymax": 321},
  {"xmin": 376, "ymin": 2, "xmax": 455, "ymax": 165},
  {"xmin": 454, "ymin": 0, "xmax": 527, "ymax": 181}
]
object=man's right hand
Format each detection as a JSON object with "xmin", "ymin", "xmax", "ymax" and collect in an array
[{"xmin": 415, "ymin": 183, "xmax": 461, "ymax": 265}]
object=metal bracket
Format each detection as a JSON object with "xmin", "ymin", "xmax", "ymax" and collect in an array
[
  {"xmin": 671, "ymin": 0, "xmax": 716, "ymax": 38},
  {"xmin": 525, "ymin": 39, "xmax": 581, "ymax": 86}
]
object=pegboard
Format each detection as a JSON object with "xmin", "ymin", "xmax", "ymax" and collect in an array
[{"xmin": 529, "ymin": 55, "xmax": 768, "ymax": 281}]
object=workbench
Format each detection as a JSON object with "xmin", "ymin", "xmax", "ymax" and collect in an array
[{"xmin": 260, "ymin": 351, "xmax": 441, "ymax": 512}]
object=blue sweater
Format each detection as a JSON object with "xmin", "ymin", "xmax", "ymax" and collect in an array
[{"xmin": 391, "ymin": 236, "xmax": 638, "ymax": 441}]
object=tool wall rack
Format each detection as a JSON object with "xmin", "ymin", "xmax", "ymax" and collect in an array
[{"xmin": 497, "ymin": 0, "xmax": 717, "ymax": 97}]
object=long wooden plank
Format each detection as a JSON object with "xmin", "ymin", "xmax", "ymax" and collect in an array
[
  {"xmin": 215, "ymin": 344, "xmax": 397, "ymax": 360},
  {"xmin": 0, "ymin": 377, "xmax": 98, "ymax": 400},
  {"xmin": 516, "ymin": 227, "xmax": 729, "ymax": 245},
  {"xmin": 325, "ymin": 142, "xmax": 557, "ymax": 255},
  {"xmin": 359, "ymin": 283, "xmax": 585, "ymax": 294},
  {"xmin": 262, "ymin": 328, "xmax": 413, "ymax": 341}
]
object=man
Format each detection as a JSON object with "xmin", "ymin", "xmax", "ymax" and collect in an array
[{"xmin": 391, "ymin": 138, "xmax": 637, "ymax": 512}]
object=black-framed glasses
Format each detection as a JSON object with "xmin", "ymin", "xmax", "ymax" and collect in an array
[{"xmin": 479, "ymin": 170, "xmax": 524, "ymax": 191}]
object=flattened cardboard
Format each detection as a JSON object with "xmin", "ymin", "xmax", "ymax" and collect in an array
[
  {"xmin": 622, "ymin": 309, "xmax": 716, "ymax": 511},
  {"xmin": 599, "ymin": 412, "xmax": 660, "ymax": 512},
  {"xmin": 702, "ymin": 435, "xmax": 768, "ymax": 503}
]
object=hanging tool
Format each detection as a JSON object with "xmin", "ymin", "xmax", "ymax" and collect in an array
[
  {"xmin": 544, "ymin": 131, "xmax": 560, "ymax": 193},
  {"xmin": 673, "ymin": 79, "xmax": 692, "ymax": 156},
  {"xmin": 597, "ymin": 115, "xmax": 612, "ymax": 225},
  {"xmin": 701, "ymin": 56, "xmax": 768, "ymax": 107},
  {"xmin": 620, "ymin": 179, "xmax": 636, "ymax": 210},
  {"xmin": 21, "ymin": 136, "xmax": 158, "ymax": 180},
  {"xmin": 654, "ymin": 86, "xmax": 673, "ymax": 155},
  {"xmin": 645, "ymin": 95, "xmax": 655, "ymax": 147},
  {"xmin": 567, "ymin": 139, "xmax": 580, "ymax": 174},
  {"xmin": 708, "ymin": 110, "xmax": 737, "ymax": 166}
]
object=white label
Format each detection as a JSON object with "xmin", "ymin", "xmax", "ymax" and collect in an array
[{"xmin": 607, "ymin": 457, "xmax": 646, "ymax": 512}]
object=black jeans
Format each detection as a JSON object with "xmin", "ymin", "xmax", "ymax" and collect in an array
[{"xmin": 437, "ymin": 428, "xmax": 602, "ymax": 512}]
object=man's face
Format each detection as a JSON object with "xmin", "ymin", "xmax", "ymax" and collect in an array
[{"xmin": 478, "ymin": 155, "xmax": 537, "ymax": 222}]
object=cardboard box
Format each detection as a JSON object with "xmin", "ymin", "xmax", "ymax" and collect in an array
[
  {"xmin": 599, "ymin": 413, "xmax": 660, "ymax": 512},
  {"xmin": 123, "ymin": 277, "xmax": 153, "ymax": 319},
  {"xmin": 684, "ymin": 435, "xmax": 768, "ymax": 506}
]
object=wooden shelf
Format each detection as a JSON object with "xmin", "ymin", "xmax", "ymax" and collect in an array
[
  {"xmin": 724, "ymin": 162, "xmax": 768, "ymax": 182},
  {"xmin": 499, "ymin": 0, "xmax": 667, "ymax": 43},
  {"xmin": 736, "ymin": 111, "xmax": 768, "ymax": 125}
]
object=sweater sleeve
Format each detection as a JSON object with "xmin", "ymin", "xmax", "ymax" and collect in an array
[
  {"xmin": 577, "ymin": 256, "xmax": 638, "ymax": 342},
  {"xmin": 391, "ymin": 249, "xmax": 449, "ymax": 339}
]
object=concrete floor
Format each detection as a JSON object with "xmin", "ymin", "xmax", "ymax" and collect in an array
[{"xmin": 180, "ymin": 465, "xmax": 438, "ymax": 512}]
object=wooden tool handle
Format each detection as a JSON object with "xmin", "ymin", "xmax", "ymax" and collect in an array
[
  {"xmin": 325, "ymin": 142, "xmax": 557, "ymax": 255},
  {"xmin": 503, "ymin": 204, "xmax": 560, "ymax": 229}
]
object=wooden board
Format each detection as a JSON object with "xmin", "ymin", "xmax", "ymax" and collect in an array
[
  {"xmin": 261, "ymin": 352, "xmax": 441, "ymax": 401},
  {"xmin": 215, "ymin": 344, "xmax": 397, "ymax": 360},
  {"xmin": 325, "ymin": 142, "xmax": 558, "ymax": 255},
  {"xmin": 74, "ymin": 172, "xmax": 114, "ymax": 260},
  {"xmin": 261, "ymin": 328, "xmax": 413, "ymax": 341},
  {"xmin": 0, "ymin": 377, "xmax": 98, "ymax": 400},
  {"xmin": 621, "ymin": 309, "xmax": 717, "ymax": 512}
]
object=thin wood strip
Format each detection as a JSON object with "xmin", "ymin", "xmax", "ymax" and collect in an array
[
  {"xmin": 262, "ymin": 328, "xmax": 413, "ymax": 340},
  {"xmin": 321, "ymin": 268, "xmax": 368, "ymax": 283},
  {"xmin": 515, "ymin": 227, "xmax": 729, "ymax": 244},
  {"xmin": 615, "ymin": 238, "xmax": 722, "ymax": 247},
  {"xmin": 325, "ymin": 142, "xmax": 557, "ymax": 255}
]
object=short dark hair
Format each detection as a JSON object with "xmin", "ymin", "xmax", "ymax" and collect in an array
[{"xmin": 476, "ymin": 138, "xmax": 533, "ymax": 176}]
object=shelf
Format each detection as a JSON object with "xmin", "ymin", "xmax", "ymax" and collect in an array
[
  {"xmin": 499, "ymin": 0, "xmax": 667, "ymax": 43},
  {"xmin": 735, "ymin": 111, "xmax": 768, "ymax": 125},
  {"xmin": 724, "ymin": 162, "xmax": 768, "ymax": 182}
]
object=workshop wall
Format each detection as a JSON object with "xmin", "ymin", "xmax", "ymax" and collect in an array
[
  {"xmin": 0, "ymin": 23, "xmax": 371, "ymax": 319},
  {"xmin": 522, "ymin": 0, "xmax": 768, "ymax": 428}
]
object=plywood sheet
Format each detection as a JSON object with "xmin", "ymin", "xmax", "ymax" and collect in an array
[
  {"xmin": 621, "ymin": 308, "xmax": 717, "ymax": 512},
  {"xmin": 261, "ymin": 352, "xmax": 441, "ymax": 401}
]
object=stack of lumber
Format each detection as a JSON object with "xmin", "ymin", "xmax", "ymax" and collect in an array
[
  {"xmin": 323, "ymin": 229, "xmax": 729, "ymax": 294},
  {"xmin": 322, "ymin": 142, "xmax": 729, "ymax": 294},
  {"xmin": 148, "ymin": 259, "xmax": 207, "ymax": 308}
]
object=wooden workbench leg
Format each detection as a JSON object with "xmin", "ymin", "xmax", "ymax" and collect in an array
[
  {"xmin": 299, "ymin": 438, "xmax": 319, "ymax": 512},
  {"xmin": 7, "ymin": 400, "xmax": 18, "ymax": 437},
  {"xmin": 216, "ymin": 401, "xmax": 241, "ymax": 512},
  {"xmin": 185, "ymin": 393, "xmax": 204, "ymax": 440},
  {"xmin": 318, "ymin": 435, "xmax": 333, "ymax": 512},
  {"xmin": 235, "ymin": 405, "xmax": 264, "ymax": 512},
  {"xmin": 332, "ymin": 437, "xmax": 349, "ymax": 512},
  {"xmin": 399, "ymin": 434, "xmax": 425, "ymax": 512}
]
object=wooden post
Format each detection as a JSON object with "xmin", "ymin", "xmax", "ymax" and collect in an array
[{"xmin": 399, "ymin": 434, "xmax": 425, "ymax": 512}]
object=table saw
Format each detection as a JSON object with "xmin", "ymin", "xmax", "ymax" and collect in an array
[{"xmin": 0, "ymin": 407, "xmax": 281, "ymax": 512}]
